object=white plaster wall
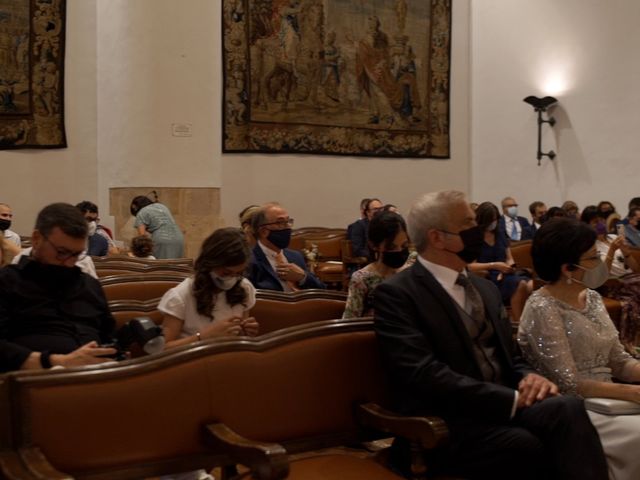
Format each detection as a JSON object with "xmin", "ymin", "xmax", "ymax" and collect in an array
[
  {"xmin": 1, "ymin": 0, "xmax": 97, "ymax": 236},
  {"xmin": 471, "ymin": 0, "xmax": 640, "ymax": 216},
  {"xmin": 96, "ymin": 0, "xmax": 220, "ymax": 206},
  {"xmin": 219, "ymin": 1, "xmax": 472, "ymax": 227}
]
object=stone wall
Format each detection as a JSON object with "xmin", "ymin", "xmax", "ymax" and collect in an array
[{"xmin": 109, "ymin": 187, "xmax": 221, "ymax": 258}]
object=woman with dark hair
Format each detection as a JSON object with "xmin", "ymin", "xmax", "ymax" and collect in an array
[
  {"xmin": 468, "ymin": 202, "xmax": 532, "ymax": 322},
  {"xmin": 581, "ymin": 206, "xmax": 640, "ymax": 351},
  {"xmin": 518, "ymin": 217, "xmax": 640, "ymax": 480},
  {"xmin": 598, "ymin": 200, "xmax": 617, "ymax": 219},
  {"xmin": 159, "ymin": 227, "xmax": 258, "ymax": 349},
  {"xmin": 130, "ymin": 195, "xmax": 184, "ymax": 259},
  {"xmin": 342, "ymin": 211, "xmax": 409, "ymax": 318}
]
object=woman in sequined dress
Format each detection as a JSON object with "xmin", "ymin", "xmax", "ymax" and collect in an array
[{"xmin": 518, "ymin": 217, "xmax": 640, "ymax": 480}]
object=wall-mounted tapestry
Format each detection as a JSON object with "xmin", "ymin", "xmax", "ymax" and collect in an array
[
  {"xmin": 222, "ymin": 0, "xmax": 450, "ymax": 158},
  {"xmin": 0, "ymin": 0, "xmax": 66, "ymax": 150}
]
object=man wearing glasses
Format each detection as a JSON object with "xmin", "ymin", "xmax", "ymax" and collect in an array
[
  {"xmin": 0, "ymin": 203, "xmax": 116, "ymax": 372},
  {"xmin": 248, "ymin": 202, "xmax": 325, "ymax": 291}
]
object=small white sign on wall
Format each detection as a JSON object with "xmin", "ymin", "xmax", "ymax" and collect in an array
[{"xmin": 172, "ymin": 123, "xmax": 193, "ymax": 137}]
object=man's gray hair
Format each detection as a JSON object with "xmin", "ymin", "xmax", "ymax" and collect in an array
[
  {"xmin": 407, "ymin": 190, "xmax": 467, "ymax": 253},
  {"xmin": 250, "ymin": 202, "xmax": 281, "ymax": 236}
]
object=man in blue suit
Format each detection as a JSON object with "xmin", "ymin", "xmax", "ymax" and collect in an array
[
  {"xmin": 498, "ymin": 196, "xmax": 532, "ymax": 241},
  {"xmin": 247, "ymin": 203, "xmax": 325, "ymax": 291}
]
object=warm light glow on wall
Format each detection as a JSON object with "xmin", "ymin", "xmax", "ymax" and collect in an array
[{"xmin": 540, "ymin": 71, "xmax": 571, "ymax": 96}]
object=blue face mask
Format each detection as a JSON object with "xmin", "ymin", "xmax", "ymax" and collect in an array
[{"xmin": 267, "ymin": 228, "xmax": 292, "ymax": 249}]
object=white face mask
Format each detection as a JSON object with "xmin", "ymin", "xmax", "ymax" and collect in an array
[
  {"xmin": 487, "ymin": 220, "xmax": 498, "ymax": 232},
  {"xmin": 507, "ymin": 206, "xmax": 518, "ymax": 218},
  {"xmin": 87, "ymin": 221, "xmax": 97, "ymax": 236},
  {"xmin": 571, "ymin": 259, "xmax": 609, "ymax": 289},
  {"xmin": 210, "ymin": 272, "xmax": 241, "ymax": 291}
]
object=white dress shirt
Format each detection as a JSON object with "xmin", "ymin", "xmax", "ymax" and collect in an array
[
  {"xmin": 257, "ymin": 241, "xmax": 291, "ymax": 292},
  {"xmin": 503, "ymin": 215, "xmax": 522, "ymax": 240}
]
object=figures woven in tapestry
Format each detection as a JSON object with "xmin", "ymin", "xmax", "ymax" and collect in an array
[
  {"xmin": 0, "ymin": 0, "xmax": 66, "ymax": 149},
  {"xmin": 222, "ymin": 0, "xmax": 451, "ymax": 158}
]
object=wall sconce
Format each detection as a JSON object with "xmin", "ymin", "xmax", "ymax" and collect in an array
[{"xmin": 523, "ymin": 95, "xmax": 558, "ymax": 166}]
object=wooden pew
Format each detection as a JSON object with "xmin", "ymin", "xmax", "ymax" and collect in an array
[
  {"xmin": 0, "ymin": 320, "xmax": 451, "ymax": 480},
  {"xmin": 92, "ymin": 255, "xmax": 193, "ymax": 267},
  {"xmin": 251, "ymin": 289, "xmax": 347, "ymax": 334},
  {"xmin": 94, "ymin": 262, "xmax": 193, "ymax": 278},
  {"xmin": 108, "ymin": 289, "xmax": 347, "ymax": 333},
  {"xmin": 100, "ymin": 272, "xmax": 189, "ymax": 302},
  {"xmin": 288, "ymin": 228, "xmax": 345, "ymax": 252}
]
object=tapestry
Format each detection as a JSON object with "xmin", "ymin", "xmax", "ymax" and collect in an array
[
  {"xmin": 0, "ymin": 0, "xmax": 66, "ymax": 149},
  {"xmin": 222, "ymin": 0, "xmax": 451, "ymax": 158}
]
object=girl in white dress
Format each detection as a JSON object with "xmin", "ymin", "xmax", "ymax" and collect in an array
[{"xmin": 159, "ymin": 227, "xmax": 258, "ymax": 349}]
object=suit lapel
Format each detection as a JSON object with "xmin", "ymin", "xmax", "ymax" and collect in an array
[
  {"xmin": 411, "ymin": 263, "xmax": 479, "ymax": 367},
  {"xmin": 253, "ymin": 244, "xmax": 281, "ymax": 285}
]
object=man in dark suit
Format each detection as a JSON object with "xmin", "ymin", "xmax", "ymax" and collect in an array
[
  {"xmin": 347, "ymin": 198, "xmax": 383, "ymax": 262},
  {"xmin": 247, "ymin": 202, "xmax": 325, "ymax": 291},
  {"xmin": 528, "ymin": 200, "xmax": 547, "ymax": 236},
  {"xmin": 498, "ymin": 196, "xmax": 532, "ymax": 241},
  {"xmin": 374, "ymin": 190, "xmax": 607, "ymax": 480}
]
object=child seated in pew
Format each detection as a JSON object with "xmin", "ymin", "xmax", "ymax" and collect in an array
[
  {"xmin": 159, "ymin": 227, "xmax": 259, "ymax": 349},
  {"xmin": 128, "ymin": 234, "xmax": 156, "ymax": 259}
]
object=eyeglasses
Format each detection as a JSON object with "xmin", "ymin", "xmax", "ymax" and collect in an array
[
  {"xmin": 260, "ymin": 218, "xmax": 295, "ymax": 229},
  {"xmin": 43, "ymin": 236, "xmax": 87, "ymax": 262}
]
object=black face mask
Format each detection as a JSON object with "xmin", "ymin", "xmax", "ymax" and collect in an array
[
  {"xmin": 27, "ymin": 260, "xmax": 80, "ymax": 286},
  {"xmin": 446, "ymin": 225, "xmax": 485, "ymax": 264},
  {"xmin": 381, "ymin": 248, "xmax": 410, "ymax": 269},
  {"xmin": 267, "ymin": 228, "xmax": 292, "ymax": 250},
  {"xmin": 0, "ymin": 219, "xmax": 10, "ymax": 231}
]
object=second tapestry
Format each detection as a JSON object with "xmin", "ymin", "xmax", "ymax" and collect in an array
[{"xmin": 222, "ymin": 0, "xmax": 451, "ymax": 158}]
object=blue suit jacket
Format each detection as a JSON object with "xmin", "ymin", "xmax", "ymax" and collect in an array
[
  {"xmin": 498, "ymin": 216, "xmax": 533, "ymax": 241},
  {"xmin": 347, "ymin": 218, "xmax": 374, "ymax": 262},
  {"xmin": 248, "ymin": 244, "xmax": 326, "ymax": 291}
]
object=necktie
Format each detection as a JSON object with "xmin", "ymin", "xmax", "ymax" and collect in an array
[
  {"xmin": 275, "ymin": 251, "xmax": 299, "ymax": 292},
  {"xmin": 455, "ymin": 273, "xmax": 486, "ymax": 331},
  {"xmin": 510, "ymin": 219, "xmax": 519, "ymax": 241}
]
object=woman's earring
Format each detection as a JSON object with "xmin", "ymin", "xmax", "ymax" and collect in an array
[{"xmin": 566, "ymin": 275, "xmax": 572, "ymax": 285}]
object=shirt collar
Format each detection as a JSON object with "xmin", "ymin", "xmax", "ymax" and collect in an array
[
  {"xmin": 417, "ymin": 255, "xmax": 464, "ymax": 288},
  {"xmin": 258, "ymin": 240, "xmax": 280, "ymax": 259}
]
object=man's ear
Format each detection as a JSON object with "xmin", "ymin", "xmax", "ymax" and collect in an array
[
  {"xmin": 31, "ymin": 229, "xmax": 42, "ymax": 246},
  {"xmin": 427, "ymin": 228, "xmax": 445, "ymax": 249}
]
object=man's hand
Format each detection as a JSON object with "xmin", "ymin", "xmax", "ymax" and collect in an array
[
  {"xmin": 276, "ymin": 262, "xmax": 306, "ymax": 282},
  {"xmin": 51, "ymin": 341, "xmax": 118, "ymax": 368},
  {"xmin": 517, "ymin": 373, "xmax": 559, "ymax": 408}
]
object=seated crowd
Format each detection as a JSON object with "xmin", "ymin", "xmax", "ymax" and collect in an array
[{"xmin": 3, "ymin": 192, "xmax": 640, "ymax": 479}]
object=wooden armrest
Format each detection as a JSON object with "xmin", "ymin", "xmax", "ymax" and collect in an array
[
  {"xmin": 356, "ymin": 403, "xmax": 449, "ymax": 449},
  {"xmin": 0, "ymin": 448, "xmax": 71, "ymax": 480},
  {"xmin": 343, "ymin": 256, "xmax": 368, "ymax": 265},
  {"xmin": 204, "ymin": 423, "xmax": 289, "ymax": 480}
]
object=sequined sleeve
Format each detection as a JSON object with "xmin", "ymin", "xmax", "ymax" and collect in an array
[{"xmin": 517, "ymin": 295, "xmax": 580, "ymax": 395}]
